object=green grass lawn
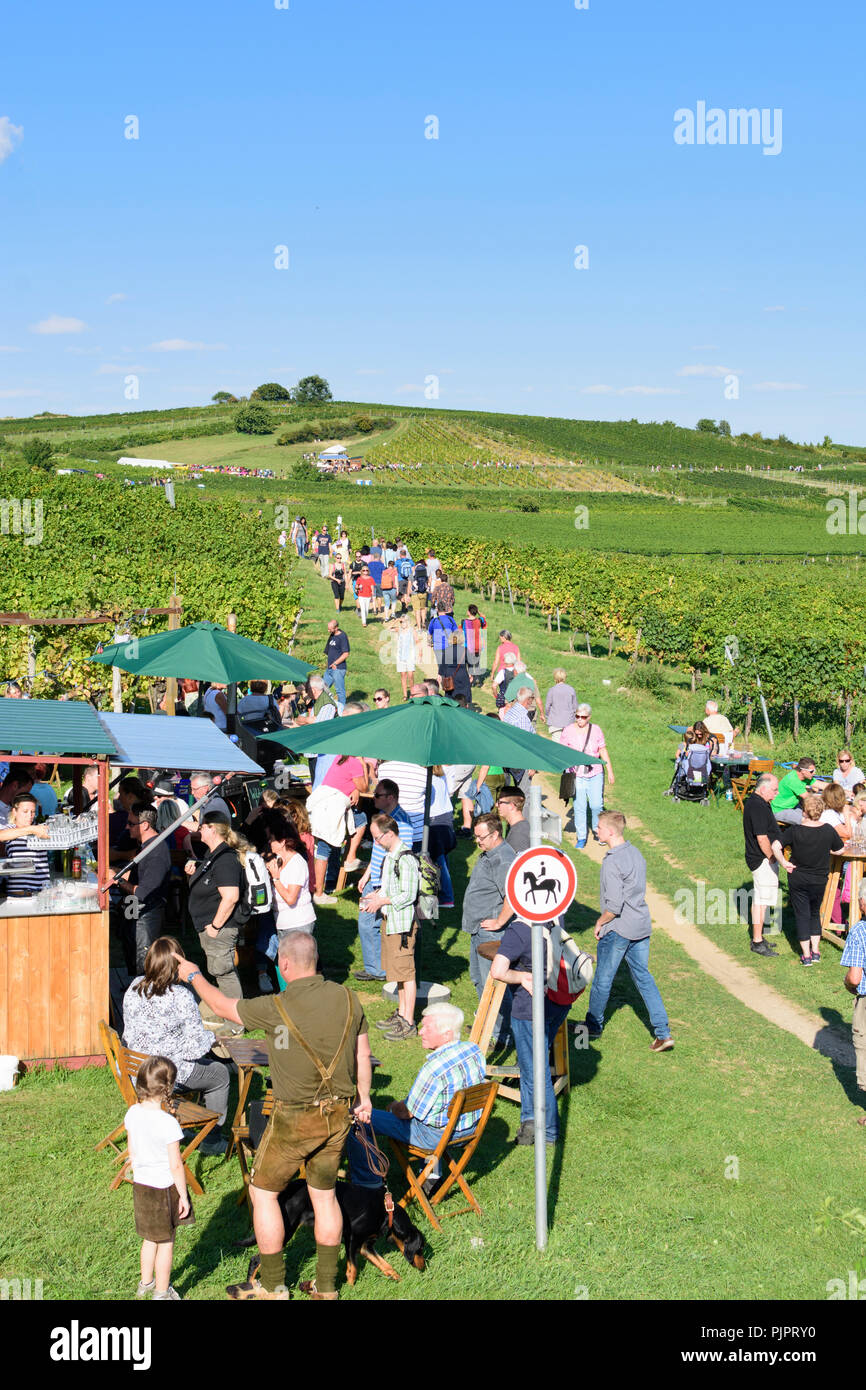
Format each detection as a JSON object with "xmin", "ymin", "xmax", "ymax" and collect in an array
[{"xmin": 3, "ymin": 561, "xmax": 865, "ymax": 1302}]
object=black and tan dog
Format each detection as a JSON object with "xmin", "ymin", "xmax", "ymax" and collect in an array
[{"xmin": 239, "ymin": 1179, "xmax": 427, "ymax": 1286}]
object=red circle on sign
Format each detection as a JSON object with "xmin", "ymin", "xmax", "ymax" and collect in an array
[{"xmin": 505, "ymin": 846, "xmax": 577, "ymax": 923}]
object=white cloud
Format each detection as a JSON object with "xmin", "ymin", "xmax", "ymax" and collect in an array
[
  {"xmin": 677, "ymin": 364, "xmax": 739, "ymax": 378},
  {"xmin": 96, "ymin": 363, "xmax": 157, "ymax": 375},
  {"xmin": 0, "ymin": 345, "xmax": 21, "ymax": 352},
  {"xmin": 751, "ymin": 381, "xmax": 806, "ymax": 391},
  {"xmin": 0, "ymin": 116, "xmax": 23, "ymax": 164},
  {"xmin": 0, "ymin": 388, "xmax": 42, "ymax": 399},
  {"xmin": 149, "ymin": 339, "xmax": 227, "ymax": 351},
  {"xmin": 30, "ymin": 315, "xmax": 87, "ymax": 335},
  {"xmin": 581, "ymin": 384, "xmax": 614, "ymax": 395},
  {"xmin": 618, "ymin": 386, "xmax": 681, "ymax": 396},
  {"xmin": 690, "ymin": 344, "xmax": 719, "ymax": 351},
  {"xmin": 763, "ymin": 305, "xmax": 785, "ymax": 312},
  {"xmin": 106, "ymin": 292, "xmax": 128, "ymax": 305}
]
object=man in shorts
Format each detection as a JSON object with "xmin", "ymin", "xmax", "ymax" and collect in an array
[
  {"xmin": 742, "ymin": 773, "xmax": 785, "ymax": 957},
  {"xmin": 174, "ymin": 931, "xmax": 371, "ymax": 1300},
  {"xmin": 411, "ymin": 557, "xmax": 429, "ymax": 630},
  {"xmin": 361, "ymin": 813, "xmax": 419, "ymax": 1040}
]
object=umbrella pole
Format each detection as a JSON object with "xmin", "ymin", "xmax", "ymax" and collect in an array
[
  {"xmin": 421, "ymin": 765, "xmax": 433, "ymax": 857},
  {"xmin": 528, "ymin": 783, "xmax": 548, "ymax": 1252},
  {"xmin": 197, "ymin": 680, "xmax": 205, "ymax": 716}
]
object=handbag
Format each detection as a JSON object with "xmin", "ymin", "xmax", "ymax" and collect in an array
[{"xmin": 559, "ymin": 771, "xmax": 576, "ymax": 800}]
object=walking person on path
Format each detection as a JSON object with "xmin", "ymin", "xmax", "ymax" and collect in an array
[
  {"xmin": 584, "ymin": 811, "xmax": 674, "ymax": 1051},
  {"xmin": 322, "ymin": 619, "xmax": 349, "ymax": 710}
]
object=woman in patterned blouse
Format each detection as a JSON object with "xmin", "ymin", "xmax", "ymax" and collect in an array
[{"xmin": 122, "ymin": 937, "xmax": 230, "ymax": 1155}]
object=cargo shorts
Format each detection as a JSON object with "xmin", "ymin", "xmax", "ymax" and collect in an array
[{"xmin": 250, "ymin": 1098, "xmax": 353, "ymax": 1192}]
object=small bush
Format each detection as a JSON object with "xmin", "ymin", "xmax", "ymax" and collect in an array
[
  {"xmin": 354, "ymin": 415, "xmax": 373, "ymax": 433},
  {"xmin": 22, "ymin": 438, "xmax": 54, "ymax": 469},
  {"xmin": 234, "ymin": 403, "xmax": 275, "ymax": 435},
  {"xmin": 516, "ymin": 498, "xmax": 540, "ymax": 512},
  {"xmin": 625, "ymin": 663, "xmax": 667, "ymax": 699}
]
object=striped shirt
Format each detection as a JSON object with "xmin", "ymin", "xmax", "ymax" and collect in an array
[
  {"xmin": 841, "ymin": 921, "xmax": 866, "ymax": 997},
  {"xmin": 1, "ymin": 836, "xmax": 50, "ymax": 897},
  {"xmin": 406, "ymin": 1040, "xmax": 486, "ymax": 1135},
  {"xmin": 503, "ymin": 702, "xmax": 533, "ymax": 734},
  {"xmin": 367, "ymin": 805, "xmax": 413, "ymax": 888},
  {"xmin": 377, "ymin": 761, "xmax": 428, "ymax": 841}
]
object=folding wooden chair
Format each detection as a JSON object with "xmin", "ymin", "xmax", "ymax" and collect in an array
[
  {"xmin": 232, "ymin": 1090, "xmax": 276, "ymax": 1206},
  {"xmin": 389, "ymin": 1080, "xmax": 499, "ymax": 1233},
  {"xmin": 731, "ymin": 758, "xmax": 774, "ymax": 812},
  {"xmin": 96, "ymin": 1019, "xmax": 221, "ymax": 1196},
  {"xmin": 469, "ymin": 948, "xmax": 570, "ymax": 1105}
]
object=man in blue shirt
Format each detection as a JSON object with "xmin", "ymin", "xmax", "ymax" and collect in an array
[
  {"xmin": 841, "ymin": 882, "xmax": 866, "ymax": 1119},
  {"xmin": 354, "ymin": 780, "xmax": 413, "ymax": 982},
  {"xmin": 322, "ymin": 620, "xmax": 349, "ymax": 709}
]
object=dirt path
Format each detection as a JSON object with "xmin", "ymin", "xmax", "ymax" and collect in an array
[{"xmin": 539, "ymin": 781, "xmax": 855, "ymax": 1068}]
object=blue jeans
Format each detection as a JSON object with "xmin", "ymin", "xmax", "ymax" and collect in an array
[
  {"xmin": 295, "ymin": 538, "xmax": 305, "ymax": 558},
  {"xmin": 254, "ymin": 909, "xmax": 278, "ymax": 967},
  {"xmin": 573, "ymin": 774, "xmax": 604, "ymax": 840},
  {"xmin": 358, "ymin": 906, "xmax": 385, "ymax": 978},
  {"xmin": 382, "ymin": 589, "xmax": 397, "ymax": 617},
  {"xmin": 437, "ymin": 854, "xmax": 454, "ymax": 905},
  {"xmin": 469, "ymin": 930, "xmax": 513, "ymax": 1045},
  {"xmin": 322, "ymin": 665, "xmax": 346, "ymax": 707},
  {"xmin": 347, "ymin": 1110, "xmax": 450, "ymax": 1188},
  {"xmin": 585, "ymin": 930, "xmax": 670, "ymax": 1040},
  {"xmin": 511, "ymin": 1001, "xmax": 571, "ymax": 1140}
]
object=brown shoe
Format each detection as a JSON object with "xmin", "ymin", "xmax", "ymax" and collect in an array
[
  {"xmin": 649, "ymin": 1037, "xmax": 675, "ymax": 1053},
  {"xmin": 226, "ymin": 1278, "xmax": 290, "ymax": 1300},
  {"xmin": 298, "ymin": 1279, "xmax": 338, "ymax": 1301}
]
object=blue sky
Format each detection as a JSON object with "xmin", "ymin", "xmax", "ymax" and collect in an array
[{"xmin": 1, "ymin": 0, "xmax": 863, "ymax": 442}]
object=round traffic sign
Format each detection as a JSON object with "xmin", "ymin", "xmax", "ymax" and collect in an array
[{"xmin": 505, "ymin": 845, "xmax": 577, "ymax": 923}]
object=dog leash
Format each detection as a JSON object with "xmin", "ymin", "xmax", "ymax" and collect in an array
[{"xmin": 352, "ymin": 1120, "xmax": 395, "ymax": 1229}]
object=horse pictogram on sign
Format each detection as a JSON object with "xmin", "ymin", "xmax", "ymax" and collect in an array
[{"xmin": 505, "ymin": 846, "xmax": 577, "ymax": 923}]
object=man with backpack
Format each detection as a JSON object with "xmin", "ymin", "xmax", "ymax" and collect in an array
[
  {"xmin": 411, "ymin": 556, "xmax": 429, "ymax": 630},
  {"xmin": 584, "ymin": 811, "xmax": 674, "ymax": 1051},
  {"xmin": 361, "ymin": 814, "xmax": 421, "ymax": 1039},
  {"xmin": 491, "ymin": 915, "xmax": 592, "ymax": 1145},
  {"xmin": 396, "ymin": 547, "xmax": 414, "ymax": 611}
]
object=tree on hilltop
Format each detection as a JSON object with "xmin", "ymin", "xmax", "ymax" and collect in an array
[
  {"xmin": 696, "ymin": 418, "xmax": 717, "ymax": 433},
  {"xmin": 291, "ymin": 375, "xmax": 332, "ymax": 404},
  {"xmin": 252, "ymin": 382, "xmax": 292, "ymax": 402},
  {"xmin": 212, "ymin": 391, "xmax": 238, "ymax": 404},
  {"xmin": 717, "ymin": 419, "xmax": 731, "ymax": 436},
  {"xmin": 234, "ymin": 402, "xmax": 275, "ymax": 435}
]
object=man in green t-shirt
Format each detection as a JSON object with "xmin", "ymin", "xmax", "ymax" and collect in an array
[
  {"xmin": 771, "ymin": 757, "xmax": 819, "ymax": 825},
  {"xmin": 174, "ymin": 931, "xmax": 371, "ymax": 1301}
]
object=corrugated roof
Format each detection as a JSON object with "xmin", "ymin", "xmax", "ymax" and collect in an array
[
  {"xmin": 97, "ymin": 712, "xmax": 263, "ymax": 773},
  {"xmin": 0, "ymin": 698, "xmax": 119, "ymax": 756}
]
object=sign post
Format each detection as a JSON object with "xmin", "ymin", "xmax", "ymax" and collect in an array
[{"xmin": 507, "ymin": 787, "xmax": 578, "ymax": 1251}]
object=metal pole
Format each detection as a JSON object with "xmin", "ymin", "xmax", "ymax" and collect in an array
[
  {"xmin": 101, "ymin": 789, "xmax": 219, "ymax": 891},
  {"xmin": 527, "ymin": 783, "xmax": 548, "ymax": 1252},
  {"xmin": 504, "ymin": 564, "xmax": 515, "ymax": 614},
  {"xmin": 755, "ymin": 669, "xmax": 774, "ymax": 745}
]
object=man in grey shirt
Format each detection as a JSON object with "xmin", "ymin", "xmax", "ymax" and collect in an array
[
  {"xmin": 497, "ymin": 787, "xmax": 530, "ymax": 855},
  {"xmin": 584, "ymin": 810, "xmax": 674, "ymax": 1051},
  {"xmin": 461, "ymin": 811, "xmax": 516, "ymax": 1044}
]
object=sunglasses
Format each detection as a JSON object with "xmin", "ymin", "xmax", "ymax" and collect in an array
[
  {"xmin": 839, "ymin": 758, "xmax": 852, "ymax": 764},
  {"xmin": 374, "ymin": 696, "xmax": 387, "ymax": 703}
]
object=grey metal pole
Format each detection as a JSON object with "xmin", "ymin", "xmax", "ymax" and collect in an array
[
  {"xmin": 755, "ymin": 669, "xmax": 774, "ymax": 745},
  {"xmin": 527, "ymin": 783, "xmax": 548, "ymax": 1251}
]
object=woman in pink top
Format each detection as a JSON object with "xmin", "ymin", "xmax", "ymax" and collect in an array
[
  {"xmin": 561, "ymin": 703, "xmax": 615, "ymax": 849},
  {"xmin": 491, "ymin": 630, "xmax": 521, "ymax": 680},
  {"xmin": 321, "ymin": 755, "xmax": 372, "ymax": 876}
]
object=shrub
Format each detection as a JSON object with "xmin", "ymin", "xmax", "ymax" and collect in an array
[
  {"xmin": 22, "ymin": 438, "xmax": 54, "ymax": 469},
  {"xmin": 252, "ymin": 382, "xmax": 292, "ymax": 402},
  {"xmin": 292, "ymin": 460, "xmax": 325, "ymax": 484},
  {"xmin": 234, "ymin": 403, "xmax": 275, "ymax": 435},
  {"xmin": 353, "ymin": 415, "xmax": 374, "ymax": 433},
  {"xmin": 625, "ymin": 664, "xmax": 667, "ymax": 699},
  {"xmin": 516, "ymin": 498, "xmax": 540, "ymax": 512}
]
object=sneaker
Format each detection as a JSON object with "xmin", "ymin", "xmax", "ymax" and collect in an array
[
  {"xmin": 136, "ymin": 1278, "xmax": 155, "ymax": 1299},
  {"xmin": 152, "ymin": 1285, "xmax": 182, "ymax": 1300},
  {"xmin": 422, "ymin": 1174, "xmax": 445, "ymax": 1197},
  {"xmin": 514, "ymin": 1121, "xmax": 535, "ymax": 1145},
  {"xmin": 576, "ymin": 838, "xmax": 587, "ymax": 849},
  {"xmin": 257, "ymin": 972, "xmax": 274, "ymax": 994},
  {"xmin": 800, "ymin": 954, "xmax": 814, "ymax": 967},
  {"xmin": 313, "ymin": 894, "xmax": 338, "ymax": 906},
  {"xmin": 384, "ymin": 1017, "xmax": 417, "ymax": 1040},
  {"xmin": 343, "ymin": 859, "xmax": 362, "ymax": 873},
  {"xmin": 812, "ymin": 951, "xmax": 821, "ymax": 962},
  {"xmin": 457, "ymin": 827, "xmax": 473, "ymax": 838},
  {"xmin": 226, "ymin": 1278, "xmax": 289, "ymax": 1301},
  {"xmin": 584, "ymin": 1021, "xmax": 603, "ymax": 1040},
  {"xmin": 649, "ymin": 1037, "xmax": 675, "ymax": 1052},
  {"xmin": 750, "ymin": 940, "xmax": 778, "ymax": 957},
  {"xmin": 353, "ymin": 970, "xmax": 386, "ymax": 983},
  {"xmin": 375, "ymin": 1010, "xmax": 401, "ymax": 1030},
  {"xmin": 438, "ymin": 901, "xmax": 455, "ymax": 909}
]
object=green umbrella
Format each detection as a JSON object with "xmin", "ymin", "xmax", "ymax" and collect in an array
[
  {"xmin": 90, "ymin": 621, "xmax": 314, "ymax": 684},
  {"xmin": 262, "ymin": 695, "xmax": 601, "ymax": 850}
]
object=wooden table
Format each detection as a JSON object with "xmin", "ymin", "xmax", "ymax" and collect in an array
[
  {"xmin": 222, "ymin": 1037, "xmax": 269, "ymax": 1159},
  {"xmin": 820, "ymin": 848, "xmax": 866, "ymax": 947}
]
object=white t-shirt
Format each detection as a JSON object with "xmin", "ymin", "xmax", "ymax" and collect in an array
[
  {"xmin": 275, "ymin": 852, "xmax": 315, "ymax": 931},
  {"xmin": 703, "ymin": 714, "xmax": 734, "ymax": 744},
  {"xmin": 426, "ymin": 556, "xmax": 441, "ymax": 581},
  {"xmin": 429, "ymin": 774, "xmax": 452, "ymax": 818},
  {"xmin": 444, "ymin": 764, "xmax": 476, "ymax": 797},
  {"xmin": 377, "ymin": 761, "xmax": 429, "ymax": 814},
  {"xmin": 124, "ymin": 1104, "xmax": 184, "ymax": 1189},
  {"xmin": 819, "ymin": 808, "xmax": 844, "ymax": 828},
  {"xmin": 833, "ymin": 766, "xmax": 865, "ymax": 792}
]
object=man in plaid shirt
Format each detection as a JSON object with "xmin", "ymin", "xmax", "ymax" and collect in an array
[
  {"xmin": 347, "ymin": 1002, "xmax": 485, "ymax": 1190},
  {"xmin": 841, "ymin": 880, "xmax": 866, "ymax": 1119}
]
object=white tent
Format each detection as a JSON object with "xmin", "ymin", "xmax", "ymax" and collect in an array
[{"xmin": 318, "ymin": 445, "xmax": 348, "ymax": 458}]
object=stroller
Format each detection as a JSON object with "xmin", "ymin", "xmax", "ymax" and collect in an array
[{"xmin": 669, "ymin": 742, "xmax": 714, "ymax": 805}]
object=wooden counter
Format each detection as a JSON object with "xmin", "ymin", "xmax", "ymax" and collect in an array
[{"xmin": 0, "ymin": 907, "xmax": 109, "ymax": 1062}]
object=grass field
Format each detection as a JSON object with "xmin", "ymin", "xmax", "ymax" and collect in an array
[{"xmin": 3, "ymin": 560, "xmax": 866, "ymax": 1302}]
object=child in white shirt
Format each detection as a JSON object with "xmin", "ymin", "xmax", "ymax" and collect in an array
[{"xmin": 124, "ymin": 1055, "xmax": 191, "ymax": 1301}]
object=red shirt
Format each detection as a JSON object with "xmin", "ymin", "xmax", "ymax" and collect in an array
[{"xmin": 355, "ymin": 575, "xmax": 375, "ymax": 598}]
